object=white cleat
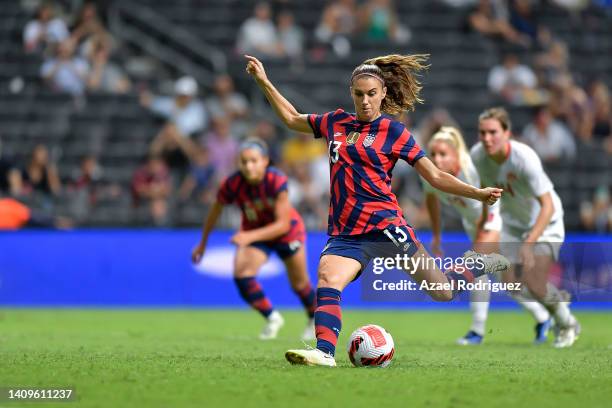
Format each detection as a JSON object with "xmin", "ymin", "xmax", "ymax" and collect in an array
[
  {"xmin": 285, "ymin": 348, "xmax": 336, "ymax": 367},
  {"xmin": 553, "ymin": 318, "xmax": 580, "ymax": 348},
  {"xmin": 463, "ymin": 250, "xmax": 510, "ymax": 277},
  {"xmin": 259, "ymin": 310, "xmax": 284, "ymax": 340},
  {"xmin": 301, "ymin": 318, "xmax": 316, "ymax": 341}
]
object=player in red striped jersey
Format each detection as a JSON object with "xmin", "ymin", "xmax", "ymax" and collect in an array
[
  {"xmin": 192, "ymin": 138, "xmax": 316, "ymax": 341},
  {"xmin": 246, "ymin": 54, "xmax": 510, "ymax": 367}
]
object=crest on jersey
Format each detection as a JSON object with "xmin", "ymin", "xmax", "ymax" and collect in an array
[
  {"xmin": 346, "ymin": 131, "xmax": 360, "ymax": 145},
  {"xmin": 363, "ymin": 133, "xmax": 376, "ymax": 147}
]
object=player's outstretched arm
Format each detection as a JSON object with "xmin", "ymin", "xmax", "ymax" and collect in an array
[
  {"xmin": 415, "ymin": 157, "xmax": 502, "ymax": 205},
  {"xmin": 245, "ymin": 55, "xmax": 312, "ymax": 134},
  {"xmin": 192, "ymin": 201, "xmax": 224, "ymax": 263}
]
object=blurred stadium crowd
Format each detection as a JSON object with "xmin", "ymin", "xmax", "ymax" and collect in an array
[{"xmin": 0, "ymin": 0, "xmax": 610, "ymax": 231}]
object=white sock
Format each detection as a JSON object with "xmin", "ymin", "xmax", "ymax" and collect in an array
[
  {"xmin": 469, "ymin": 275, "xmax": 490, "ymax": 336},
  {"xmin": 510, "ymin": 289, "xmax": 550, "ymax": 323},
  {"xmin": 541, "ymin": 283, "xmax": 573, "ymax": 327}
]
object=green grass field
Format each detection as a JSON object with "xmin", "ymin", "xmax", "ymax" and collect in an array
[{"xmin": 1, "ymin": 309, "xmax": 611, "ymax": 408}]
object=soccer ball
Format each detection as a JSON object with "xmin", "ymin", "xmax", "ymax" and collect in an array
[{"xmin": 347, "ymin": 324, "xmax": 395, "ymax": 368}]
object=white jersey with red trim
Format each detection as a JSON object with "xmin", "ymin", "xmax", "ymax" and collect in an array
[
  {"xmin": 422, "ymin": 162, "xmax": 501, "ymax": 237},
  {"xmin": 470, "ymin": 140, "xmax": 563, "ymax": 230}
]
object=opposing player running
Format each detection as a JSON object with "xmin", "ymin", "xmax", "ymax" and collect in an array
[
  {"xmin": 472, "ymin": 107, "xmax": 579, "ymax": 348},
  {"xmin": 423, "ymin": 126, "xmax": 501, "ymax": 345},
  {"xmin": 246, "ymin": 53, "xmax": 510, "ymax": 367},
  {"xmin": 192, "ymin": 138, "xmax": 316, "ymax": 341}
]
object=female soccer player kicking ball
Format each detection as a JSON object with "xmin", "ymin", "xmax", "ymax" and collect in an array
[
  {"xmin": 192, "ymin": 138, "xmax": 316, "ymax": 341},
  {"xmin": 471, "ymin": 107, "xmax": 579, "ymax": 348},
  {"xmin": 246, "ymin": 54, "xmax": 510, "ymax": 367}
]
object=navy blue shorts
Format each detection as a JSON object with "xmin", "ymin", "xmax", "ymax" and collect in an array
[
  {"xmin": 250, "ymin": 239, "xmax": 303, "ymax": 260},
  {"xmin": 320, "ymin": 225, "xmax": 420, "ymax": 278}
]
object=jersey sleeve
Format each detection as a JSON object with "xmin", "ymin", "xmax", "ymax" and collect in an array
[
  {"xmin": 522, "ymin": 146, "xmax": 554, "ymax": 197},
  {"xmin": 307, "ymin": 109, "xmax": 343, "ymax": 140},
  {"xmin": 216, "ymin": 177, "xmax": 234, "ymax": 204},
  {"xmin": 393, "ymin": 126, "xmax": 426, "ymax": 166},
  {"xmin": 271, "ymin": 171, "xmax": 288, "ymax": 197}
]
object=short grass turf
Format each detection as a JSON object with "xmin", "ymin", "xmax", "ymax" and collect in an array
[{"xmin": 1, "ymin": 309, "xmax": 611, "ymax": 408}]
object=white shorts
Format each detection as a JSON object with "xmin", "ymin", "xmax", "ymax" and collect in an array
[
  {"xmin": 500, "ymin": 218, "xmax": 565, "ymax": 264},
  {"xmin": 463, "ymin": 210, "xmax": 502, "ymax": 242}
]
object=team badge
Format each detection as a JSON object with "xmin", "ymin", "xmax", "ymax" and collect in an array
[
  {"xmin": 346, "ymin": 131, "xmax": 360, "ymax": 145},
  {"xmin": 363, "ymin": 133, "xmax": 376, "ymax": 147}
]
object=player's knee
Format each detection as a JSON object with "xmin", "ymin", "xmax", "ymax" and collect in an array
[
  {"xmin": 234, "ymin": 268, "xmax": 257, "ymax": 279},
  {"xmin": 317, "ymin": 267, "xmax": 341, "ymax": 288}
]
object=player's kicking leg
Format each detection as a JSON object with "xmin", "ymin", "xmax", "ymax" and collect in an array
[
  {"xmin": 234, "ymin": 245, "xmax": 284, "ymax": 340},
  {"xmin": 285, "ymin": 255, "xmax": 360, "ymax": 367}
]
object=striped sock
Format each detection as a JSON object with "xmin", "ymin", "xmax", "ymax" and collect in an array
[
  {"xmin": 234, "ymin": 277, "xmax": 273, "ymax": 318},
  {"xmin": 293, "ymin": 282, "xmax": 316, "ymax": 318},
  {"xmin": 315, "ymin": 287, "xmax": 342, "ymax": 356}
]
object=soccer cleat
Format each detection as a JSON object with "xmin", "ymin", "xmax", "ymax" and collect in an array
[
  {"xmin": 534, "ymin": 318, "xmax": 552, "ymax": 344},
  {"xmin": 285, "ymin": 348, "xmax": 337, "ymax": 367},
  {"xmin": 259, "ymin": 310, "xmax": 284, "ymax": 340},
  {"xmin": 553, "ymin": 318, "xmax": 580, "ymax": 348},
  {"xmin": 456, "ymin": 330, "xmax": 483, "ymax": 345},
  {"xmin": 301, "ymin": 318, "xmax": 316, "ymax": 341},
  {"xmin": 463, "ymin": 250, "xmax": 510, "ymax": 278}
]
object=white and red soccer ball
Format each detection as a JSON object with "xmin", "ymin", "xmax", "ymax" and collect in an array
[{"xmin": 347, "ymin": 324, "xmax": 395, "ymax": 368}]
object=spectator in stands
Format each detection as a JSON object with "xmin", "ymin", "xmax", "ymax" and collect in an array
[
  {"xmin": 23, "ymin": 1, "xmax": 69, "ymax": 54},
  {"xmin": 509, "ymin": 0, "xmax": 547, "ymax": 47},
  {"xmin": 487, "ymin": 53, "xmax": 541, "ymax": 105},
  {"xmin": 178, "ymin": 147, "xmax": 216, "ymax": 204},
  {"xmin": 67, "ymin": 155, "xmax": 120, "ymax": 222},
  {"xmin": 236, "ymin": 2, "xmax": 282, "ymax": 58},
  {"xmin": 205, "ymin": 75, "xmax": 250, "ymax": 136},
  {"xmin": 142, "ymin": 76, "xmax": 207, "ymax": 137},
  {"xmin": 580, "ymin": 186, "xmax": 612, "ymax": 233},
  {"xmin": 521, "ymin": 106, "xmax": 576, "ymax": 162},
  {"xmin": 70, "ymin": 2, "xmax": 111, "ymax": 54},
  {"xmin": 131, "ymin": 155, "xmax": 172, "ymax": 226},
  {"xmin": 358, "ymin": 0, "xmax": 411, "ymax": 44},
  {"xmin": 547, "ymin": 72, "xmax": 590, "ymax": 139},
  {"xmin": 584, "ymin": 80, "xmax": 612, "ymax": 150},
  {"xmin": 534, "ymin": 40, "xmax": 569, "ymax": 88},
  {"xmin": 277, "ymin": 11, "xmax": 304, "ymax": 62},
  {"xmin": 467, "ymin": 0, "xmax": 528, "ymax": 46},
  {"xmin": 41, "ymin": 39, "xmax": 89, "ymax": 96},
  {"xmin": 142, "ymin": 76, "xmax": 207, "ymax": 173},
  {"xmin": 21, "ymin": 144, "xmax": 61, "ymax": 197},
  {"xmin": 201, "ymin": 117, "xmax": 239, "ymax": 180},
  {"xmin": 314, "ymin": 0, "xmax": 356, "ymax": 58},
  {"xmin": 0, "ymin": 142, "xmax": 23, "ymax": 196},
  {"xmin": 86, "ymin": 35, "xmax": 131, "ymax": 94}
]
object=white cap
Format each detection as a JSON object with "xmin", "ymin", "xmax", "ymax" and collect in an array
[{"xmin": 174, "ymin": 76, "xmax": 198, "ymax": 96}]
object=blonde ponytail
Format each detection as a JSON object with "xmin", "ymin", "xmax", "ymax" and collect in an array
[{"xmin": 429, "ymin": 126, "xmax": 476, "ymax": 186}]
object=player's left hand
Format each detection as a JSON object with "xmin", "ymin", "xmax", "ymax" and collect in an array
[
  {"xmin": 478, "ymin": 187, "xmax": 503, "ymax": 205},
  {"xmin": 231, "ymin": 231, "xmax": 254, "ymax": 247}
]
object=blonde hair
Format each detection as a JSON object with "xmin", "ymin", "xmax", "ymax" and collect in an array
[
  {"xmin": 429, "ymin": 126, "xmax": 476, "ymax": 186},
  {"xmin": 354, "ymin": 54, "xmax": 430, "ymax": 114}
]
